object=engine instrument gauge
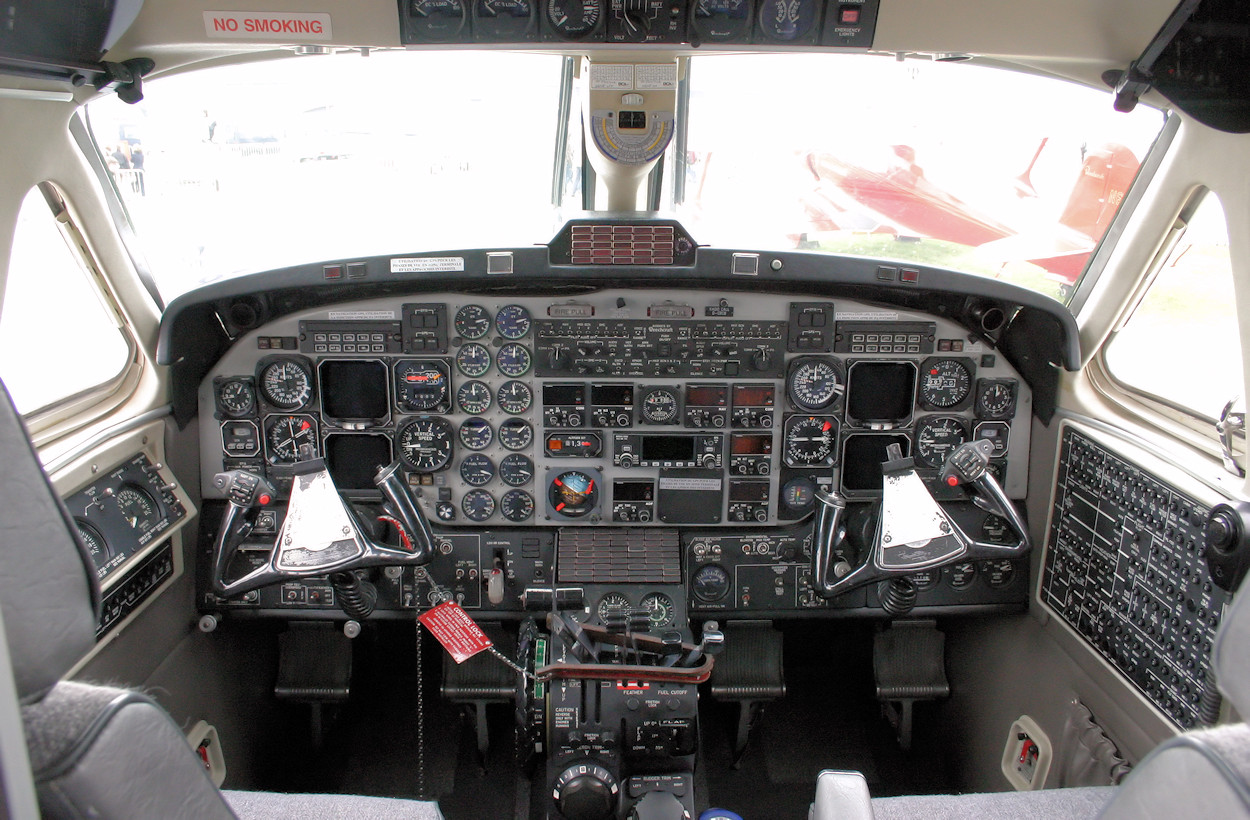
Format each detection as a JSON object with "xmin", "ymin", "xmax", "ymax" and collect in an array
[
  {"xmin": 496, "ymin": 343, "xmax": 533, "ymax": 377},
  {"xmin": 545, "ymin": 0, "xmax": 604, "ymax": 38},
  {"xmin": 397, "ymin": 417, "xmax": 454, "ymax": 472},
  {"xmin": 495, "ymin": 304, "xmax": 532, "ymax": 339},
  {"xmin": 787, "ymin": 358, "xmax": 844, "ymax": 411},
  {"xmin": 691, "ymin": 0, "xmax": 751, "ymax": 42},
  {"xmin": 264, "ymin": 414, "xmax": 318, "ymax": 463},
  {"xmin": 497, "ymin": 380, "xmax": 534, "ymax": 414},
  {"xmin": 499, "ymin": 418, "xmax": 534, "ymax": 451},
  {"xmin": 114, "ymin": 485, "xmax": 161, "ymax": 533},
  {"xmin": 474, "ymin": 0, "xmax": 534, "ymax": 38},
  {"xmin": 597, "ymin": 591, "xmax": 631, "ymax": 622},
  {"xmin": 913, "ymin": 415, "xmax": 968, "ymax": 469},
  {"xmin": 462, "ymin": 489, "xmax": 496, "ymax": 522},
  {"xmin": 216, "ymin": 378, "xmax": 256, "ymax": 417},
  {"xmin": 456, "ymin": 343, "xmax": 491, "ymax": 377},
  {"xmin": 74, "ymin": 519, "xmax": 113, "ymax": 569},
  {"xmin": 259, "ymin": 359, "xmax": 313, "ymax": 410},
  {"xmin": 395, "ymin": 360, "xmax": 450, "ymax": 412},
  {"xmin": 640, "ymin": 387, "xmax": 679, "ymax": 424},
  {"xmin": 692, "ymin": 564, "xmax": 730, "ymax": 603},
  {"xmin": 457, "ymin": 380, "xmax": 492, "ymax": 414},
  {"xmin": 500, "ymin": 489, "xmax": 535, "ymax": 522},
  {"xmin": 639, "ymin": 592, "xmax": 675, "ymax": 627},
  {"xmin": 756, "ymin": 0, "xmax": 816, "ymax": 41},
  {"xmin": 782, "ymin": 415, "xmax": 838, "ymax": 467},
  {"xmin": 982, "ymin": 558, "xmax": 1016, "ymax": 588},
  {"xmin": 406, "ymin": 0, "xmax": 468, "ymax": 40},
  {"xmin": 919, "ymin": 358, "xmax": 972, "ymax": 409},
  {"xmin": 500, "ymin": 453, "xmax": 534, "ymax": 485},
  {"xmin": 459, "ymin": 453, "xmax": 495, "ymax": 486},
  {"xmin": 549, "ymin": 470, "xmax": 598, "ymax": 517},
  {"xmin": 949, "ymin": 561, "xmax": 978, "ymax": 589},
  {"xmin": 454, "ymin": 304, "xmax": 491, "ymax": 339},
  {"xmin": 459, "ymin": 417, "xmax": 494, "ymax": 450}
]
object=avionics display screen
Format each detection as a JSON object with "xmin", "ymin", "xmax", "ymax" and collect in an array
[
  {"xmin": 325, "ymin": 433, "xmax": 394, "ymax": 490},
  {"xmin": 641, "ymin": 436, "xmax": 696, "ymax": 461},
  {"xmin": 841, "ymin": 434, "xmax": 911, "ymax": 492},
  {"xmin": 320, "ymin": 360, "xmax": 389, "ymax": 421},
  {"xmin": 846, "ymin": 362, "xmax": 916, "ymax": 423},
  {"xmin": 686, "ymin": 385, "xmax": 727, "ymax": 407},
  {"xmin": 613, "ymin": 481, "xmax": 654, "ymax": 501},
  {"xmin": 731, "ymin": 433, "xmax": 772, "ymax": 455},
  {"xmin": 732, "ymin": 384, "xmax": 775, "ymax": 407},
  {"xmin": 729, "ymin": 480, "xmax": 769, "ymax": 502},
  {"xmin": 544, "ymin": 384, "xmax": 585, "ymax": 406},
  {"xmin": 592, "ymin": 384, "xmax": 634, "ymax": 406}
]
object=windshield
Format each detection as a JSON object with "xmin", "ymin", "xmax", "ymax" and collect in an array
[{"xmin": 88, "ymin": 51, "xmax": 1165, "ymax": 305}]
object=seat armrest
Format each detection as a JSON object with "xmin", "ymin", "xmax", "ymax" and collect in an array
[{"xmin": 810, "ymin": 770, "xmax": 875, "ymax": 820}]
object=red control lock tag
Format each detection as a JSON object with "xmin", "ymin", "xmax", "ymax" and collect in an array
[{"xmin": 419, "ymin": 601, "xmax": 493, "ymax": 663}]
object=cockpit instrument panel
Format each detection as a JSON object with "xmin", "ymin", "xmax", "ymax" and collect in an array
[{"xmin": 200, "ymin": 290, "xmax": 1031, "ymax": 528}]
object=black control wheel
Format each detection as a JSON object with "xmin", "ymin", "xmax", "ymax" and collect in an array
[{"xmin": 554, "ymin": 762, "xmax": 618, "ymax": 820}]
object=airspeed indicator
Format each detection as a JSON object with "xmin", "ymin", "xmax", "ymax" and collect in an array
[{"xmin": 787, "ymin": 358, "xmax": 844, "ymax": 411}]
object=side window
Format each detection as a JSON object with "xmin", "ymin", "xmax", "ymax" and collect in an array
[
  {"xmin": 1104, "ymin": 191, "xmax": 1242, "ymax": 422},
  {"xmin": 0, "ymin": 186, "xmax": 132, "ymax": 415}
]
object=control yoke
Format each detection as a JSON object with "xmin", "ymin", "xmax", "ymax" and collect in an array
[
  {"xmin": 810, "ymin": 440, "xmax": 1031, "ymax": 598},
  {"xmin": 210, "ymin": 449, "xmax": 435, "ymax": 599}
]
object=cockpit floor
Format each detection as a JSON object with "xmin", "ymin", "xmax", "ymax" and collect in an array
[{"xmin": 254, "ymin": 621, "xmax": 957, "ymax": 819}]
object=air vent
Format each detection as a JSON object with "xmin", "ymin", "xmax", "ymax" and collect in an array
[
  {"xmin": 557, "ymin": 529, "xmax": 681, "ymax": 584},
  {"xmin": 547, "ymin": 220, "xmax": 697, "ymax": 267}
]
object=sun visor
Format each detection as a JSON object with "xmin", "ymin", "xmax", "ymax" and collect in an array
[{"xmin": 0, "ymin": 0, "xmax": 145, "ymax": 82}]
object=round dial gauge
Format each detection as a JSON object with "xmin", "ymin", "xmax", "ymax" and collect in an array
[
  {"xmin": 456, "ymin": 343, "xmax": 492, "ymax": 377},
  {"xmin": 397, "ymin": 417, "xmax": 454, "ymax": 472},
  {"xmin": 259, "ymin": 359, "xmax": 312, "ymax": 410},
  {"xmin": 474, "ymin": 0, "xmax": 533, "ymax": 37},
  {"xmin": 781, "ymin": 476, "xmax": 817, "ymax": 512},
  {"xmin": 913, "ymin": 416, "xmax": 968, "ymax": 469},
  {"xmin": 265, "ymin": 414, "xmax": 318, "ymax": 463},
  {"xmin": 641, "ymin": 387, "xmax": 679, "ymax": 424},
  {"xmin": 692, "ymin": 564, "xmax": 730, "ymax": 603},
  {"xmin": 115, "ymin": 485, "xmax": 161, "ymax": 532},
  {"xmin": 217, "ymin": 378, "xmax": 256, "ymax": 417},
  {"xmin": 549, "ymin": 470, "xmax": 598, "ymax": 517},
  {"xmin": 597, "ymin": 591, "xmax": 631, "ymax": 622},
  {"xmin": 459, "ymin": 417, "xmax": 494, "ymax": 450},
  {"xmin": 783, "ymin": 415, "xmax": 838, "ymax": 467},
  {"xmin": 457, "ymin": 380, "xmax": 492, "ymax": 414},
  {"xmin": 462, "ymin": 489, "xmax": 496, "ymax": 522},
  {"xmin": 787, "ymin": 358, "xmax": 844, "ymax": 411},
  {"xmin": 496, "ymin": 343, "xmax": 533, "ymax": 377},
  {"xmin": 500, "ymin": 453, "xmax": 534, "ymax": 486},
  {"xmin": 692, "ymin": 0, "xmax": 751, "ymax": 42},
  {"xmin": 500, "ymin": 489, "xmax": 535, "ymax": 522},
  {"xmin": 948, "ymin": 561, "xmax": 978, "ymax": 589},
  {"xmin": 545, "ymin": 0, "xmax": 603, "ymax": 39},
  {"xmin": 919, "ymin": 359, "xmax": 972, "ymax": 409},
  {"xmin": 395, "ymin": 360, "xmax": 450, "ymax": 412},
  {"xmin": 639, "ymin": 592, "xmax": 675, "ymax": 628},
  {"xmin": 757, "ymin": 0, "xmax": 816, "ymax": 41},
  {"xmin": 499, "ymin": 418, "xmax": 534, "ymax": 451},
  {"xmin": 976, "ymin": 380, "xmax": 1017, "ymax": 419},
  {"xmin": 981, "ymin": 559, "xmax": 1016, "ymax": 588},
  {"xmin": 454, "ymin": 305, "xmax": 491, "ymax": 339},
  {"xmin": 407, "ymin": 0, "xmax": 468, "ymax": 40},
  {"xmin": 459, "ymin": 453, "xmax": 495, "ymax": 486},
  {"xmin": 495, "ymin": 304, "xmax": 532, "ymax": 339},
  {"xmin": 497, "ymin": 380, "xmax": 533, "ymax": 414},
  {"xmin": 75, "ymin": 519, "xmax": 112, "ymax": 569}
]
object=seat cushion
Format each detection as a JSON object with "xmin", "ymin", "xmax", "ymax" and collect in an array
[
  {"xmin": 871, "ymin": 786, "xmax": 1115, "ymax": 820},
  {"xmin": 225, "ymin": 790, "xmax": 445, "ymax": 820}
]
